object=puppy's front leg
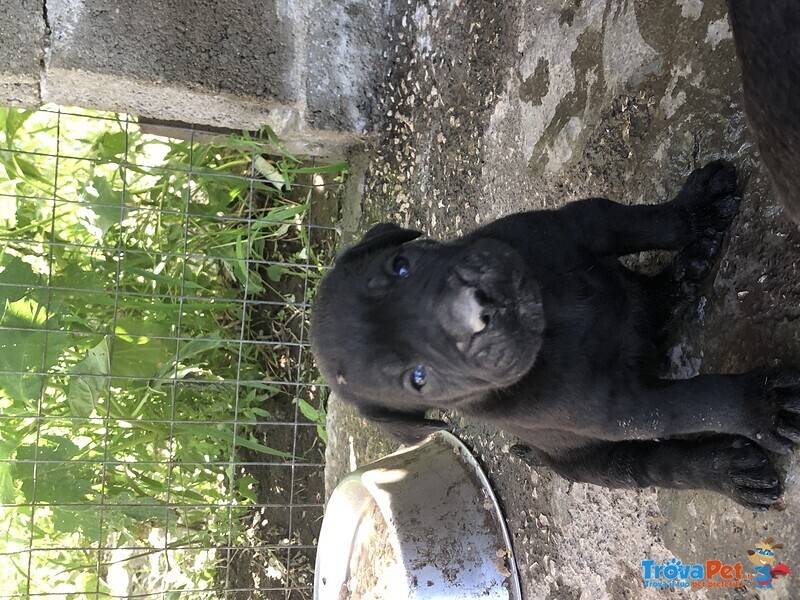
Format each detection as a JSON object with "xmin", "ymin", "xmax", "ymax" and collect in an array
[
  {"xmin": 556, "ymin": 160, "xmax": 739, "ymax": 256},
  {"xmin": 516, "ymin": 437, "xmax": 781, "ymax": 509},
  {"xmin": 575, "ymin": 372, "xmax": 800, "ymax": 453}
]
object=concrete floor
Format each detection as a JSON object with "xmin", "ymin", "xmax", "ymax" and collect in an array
[{"xmin": 326, "ymin": 0, "xmax": 800, "ymax": 597}]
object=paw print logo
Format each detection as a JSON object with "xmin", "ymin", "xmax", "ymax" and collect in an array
[
  {"xmin": 747, "ymin": 537, "xmax": 791, "ymax": 589},
  {"xmin": 661, "ymin": 557, "xmax": 683, "ymax": 580}
]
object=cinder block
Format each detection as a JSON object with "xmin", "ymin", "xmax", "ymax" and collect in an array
[
  {"xmin": 42, "ymin": 0, "xmax": 383, "ymax": 158},
  {"xmin": 46, "ymin": 0, "xmax": 301, "ymax": 104},
  {"xmin": 0, "ymin": 0, "xmax": 45, "ymax": 107}
]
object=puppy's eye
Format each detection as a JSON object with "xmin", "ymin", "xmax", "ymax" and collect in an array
[
  {"xmin": 410, "ymin": 365, "xmax": 427, "ymax": 391},
  {"xmin": 392, "ymin": 256, "xmax": 410, "ymax": 277}
]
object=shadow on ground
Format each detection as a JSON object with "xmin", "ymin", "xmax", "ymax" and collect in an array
[{"xmin": 326, "ymin": 0, "xmax": 800, "ymax": 598}]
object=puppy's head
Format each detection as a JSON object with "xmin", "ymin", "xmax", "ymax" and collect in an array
[{"xmin": 310, "ymin": 223, "xmax": 544, "ymax": 442}]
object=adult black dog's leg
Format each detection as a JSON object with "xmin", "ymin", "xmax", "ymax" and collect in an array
[
  {"xmin": 514, "ymin": 437, "xmax": 781, "ymax": 509},
  {"xmin": 726, "ymin": 0, "xmax": 800, "ymax": 224},
  {"xmin": 554, "ymin": 160, "xmax": 739, "ymax": 257}
]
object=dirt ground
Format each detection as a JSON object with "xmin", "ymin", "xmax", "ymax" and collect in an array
[{"xmin": 325, "ymin": 0, "xmax": 800, "ymax": 598}]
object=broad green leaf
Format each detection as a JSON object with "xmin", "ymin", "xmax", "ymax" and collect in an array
[
  {"xmin": 108, "ymin": 316, "xmax": 173, "ymax": 381},
  {"xmin": 81, "ymin": 175, "xmax": 125, "ymax": 240},
  {"xmin": 97, "ymin": 130, "xmax": 128, "ymax": 158},
  {"xmin": 0, "ymin": 252, "xmax": 41, "ymax": 305},
  {"xmin": 0, "ymin": 298, "xmax": 70, "ymax": 403},
  {"xmin": 105, "ymin": 493, "xmax": 175, "ymax": 523},
  {"xmin": 0, "ymin": 435, "xmax": 20, "ymax": 503},
  {"xmin": 178, "ymin": 337, "xmax": 224, "ymax": 362},
  {"xmin": 52, "ymin": 506, "xmax": 101, "ymax": 540},
  {"xmin": 295, "ymin": 398, "xmax": 320, "ymax": 423},
  {"xmin": 237, "ymin": 475, "xmax": 258, "ymax": 503},
  {"xmin": 2, "ymin": 109, "xmax": 34, "ymax": 148},
  {"xmin": 50, "ymin": 262, "xmax": 106, "ymax": 293},
  {"xmin": 111, "ymin": 337, "xmax": 173, "ymax": 380},
  {"xmin": 266, "ymin": 264, "xmax": 287, "ymax": 283},
  {"xmin": 16, "ymin": 436, "xmax": 93, "ymax": 504},
  {"xmin": 66, "ymin": 337, "xmax": 110, "ymax": 417},
  {"xmin": 11, "ymin": 154, "xmax": 53, "ymax": 189}
]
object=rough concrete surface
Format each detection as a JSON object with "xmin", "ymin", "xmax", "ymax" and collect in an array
[
  {"xmin": 305, "ymin": 0, "xmax": 394, "ymax": 133},
  {"xmin": 325, "ymin": 0, "xmax": 800, "ymax": 598},
  {"xmin": 0, "ymin": 0, "xmax": 45, "ymax": 107}
]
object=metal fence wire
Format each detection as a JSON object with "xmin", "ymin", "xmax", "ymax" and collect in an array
[{"xmin": 0, "ymin": 106, "xmax": 342, "ymax": 599}]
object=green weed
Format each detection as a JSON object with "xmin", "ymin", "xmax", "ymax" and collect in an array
[{"xmin": 0, "ymin": 106, "xmax": 340, "ymax": 596}]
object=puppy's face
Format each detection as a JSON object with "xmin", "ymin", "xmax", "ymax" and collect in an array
[{"xmin": 311, "ymin": 224, "xmax": 545, "ymax": 413}]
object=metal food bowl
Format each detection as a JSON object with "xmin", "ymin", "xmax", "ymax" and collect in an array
[{"xmin": 314, "ymin": 431, "xmax": 522, "ymax": 599}]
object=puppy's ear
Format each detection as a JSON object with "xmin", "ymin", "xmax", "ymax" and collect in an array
[
  {"xmin": 360, "ymin": 223, "xmax": 422, "ymax": 247},
  {"xmin": 359, "ymin": 404, "xmax": 446, "ymax": 445},
  {"xmin": 339, "ymin": 223, "xmax": 422, "ymax": 263}
]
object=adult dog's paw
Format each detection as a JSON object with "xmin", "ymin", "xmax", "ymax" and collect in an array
[
  {"xmin": 672, "ymin": 159, "xmax": 741, "ymax": 237},
  {"xmin": 702, "ymin": 437, "xmax": 782, "ymax": 510},
  {"xmin": 746, "ymin": 371, "xmax": 800, "ymax": 455}
]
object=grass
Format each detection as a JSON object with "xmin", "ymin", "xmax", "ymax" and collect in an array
[{"xmin": 0, "ymin": 106, "xmax": 342, "ymax": 596}]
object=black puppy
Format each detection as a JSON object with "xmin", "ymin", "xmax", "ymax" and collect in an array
[{"xmin": 311, "ymin": 161, "xmax": 800, "ymax": 509}]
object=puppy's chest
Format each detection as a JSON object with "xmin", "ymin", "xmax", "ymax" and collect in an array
[{"xmin": 537, "ymin": 263, "xmax": 644, "ymax": 363}]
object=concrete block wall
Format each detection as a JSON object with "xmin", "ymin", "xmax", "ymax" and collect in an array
[
  {"xmin": 0, "ymin": 0, "xmax": 45, "ymax": 106},
  {"xmin": 1, "ymin": 0, "xmax": 387, "ymax": 159}
]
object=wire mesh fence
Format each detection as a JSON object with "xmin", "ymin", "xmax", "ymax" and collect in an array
[{"xmin": 0, "ymin": 106, "xmax": 343, "ymax": 598}]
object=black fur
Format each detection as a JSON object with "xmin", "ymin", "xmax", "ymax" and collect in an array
[
  {"xmin": 727, "ymin": 0, "xmax": 800, "ymax": 223},
  {"xmin": 311, "ymin": 161, "xmax": 800, "ymax": 509}
]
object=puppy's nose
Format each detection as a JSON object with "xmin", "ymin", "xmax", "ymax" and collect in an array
[
  {"xmin": 454, "ymin": 287, "xmax": 488, "ymax": 333},
  {"xmin": 440, "ymin": 287, "xmax": 495, "ymax": 351},
  {"xmin": 473, "ymin": 289, "xmax": 495, "ymax": 326}
]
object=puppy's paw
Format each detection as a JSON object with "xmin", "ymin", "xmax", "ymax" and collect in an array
[
  {"xmin": 672, "ymin": 160, "xmax": 741, "ymax": 237},
  {"xmin": 671, "ymin": 231, "xmax": 723, "ymax": 284},
  {"xmin": 652, "ymin": 230, "xmax": 725, "ymax": 334},
  {"xmin": 703, "ymin": 438, "xmax": 782, "ymax": 510},
  {"xmin": 746, "ymin": 371, "xmax": 800, "ymax": 455}
]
